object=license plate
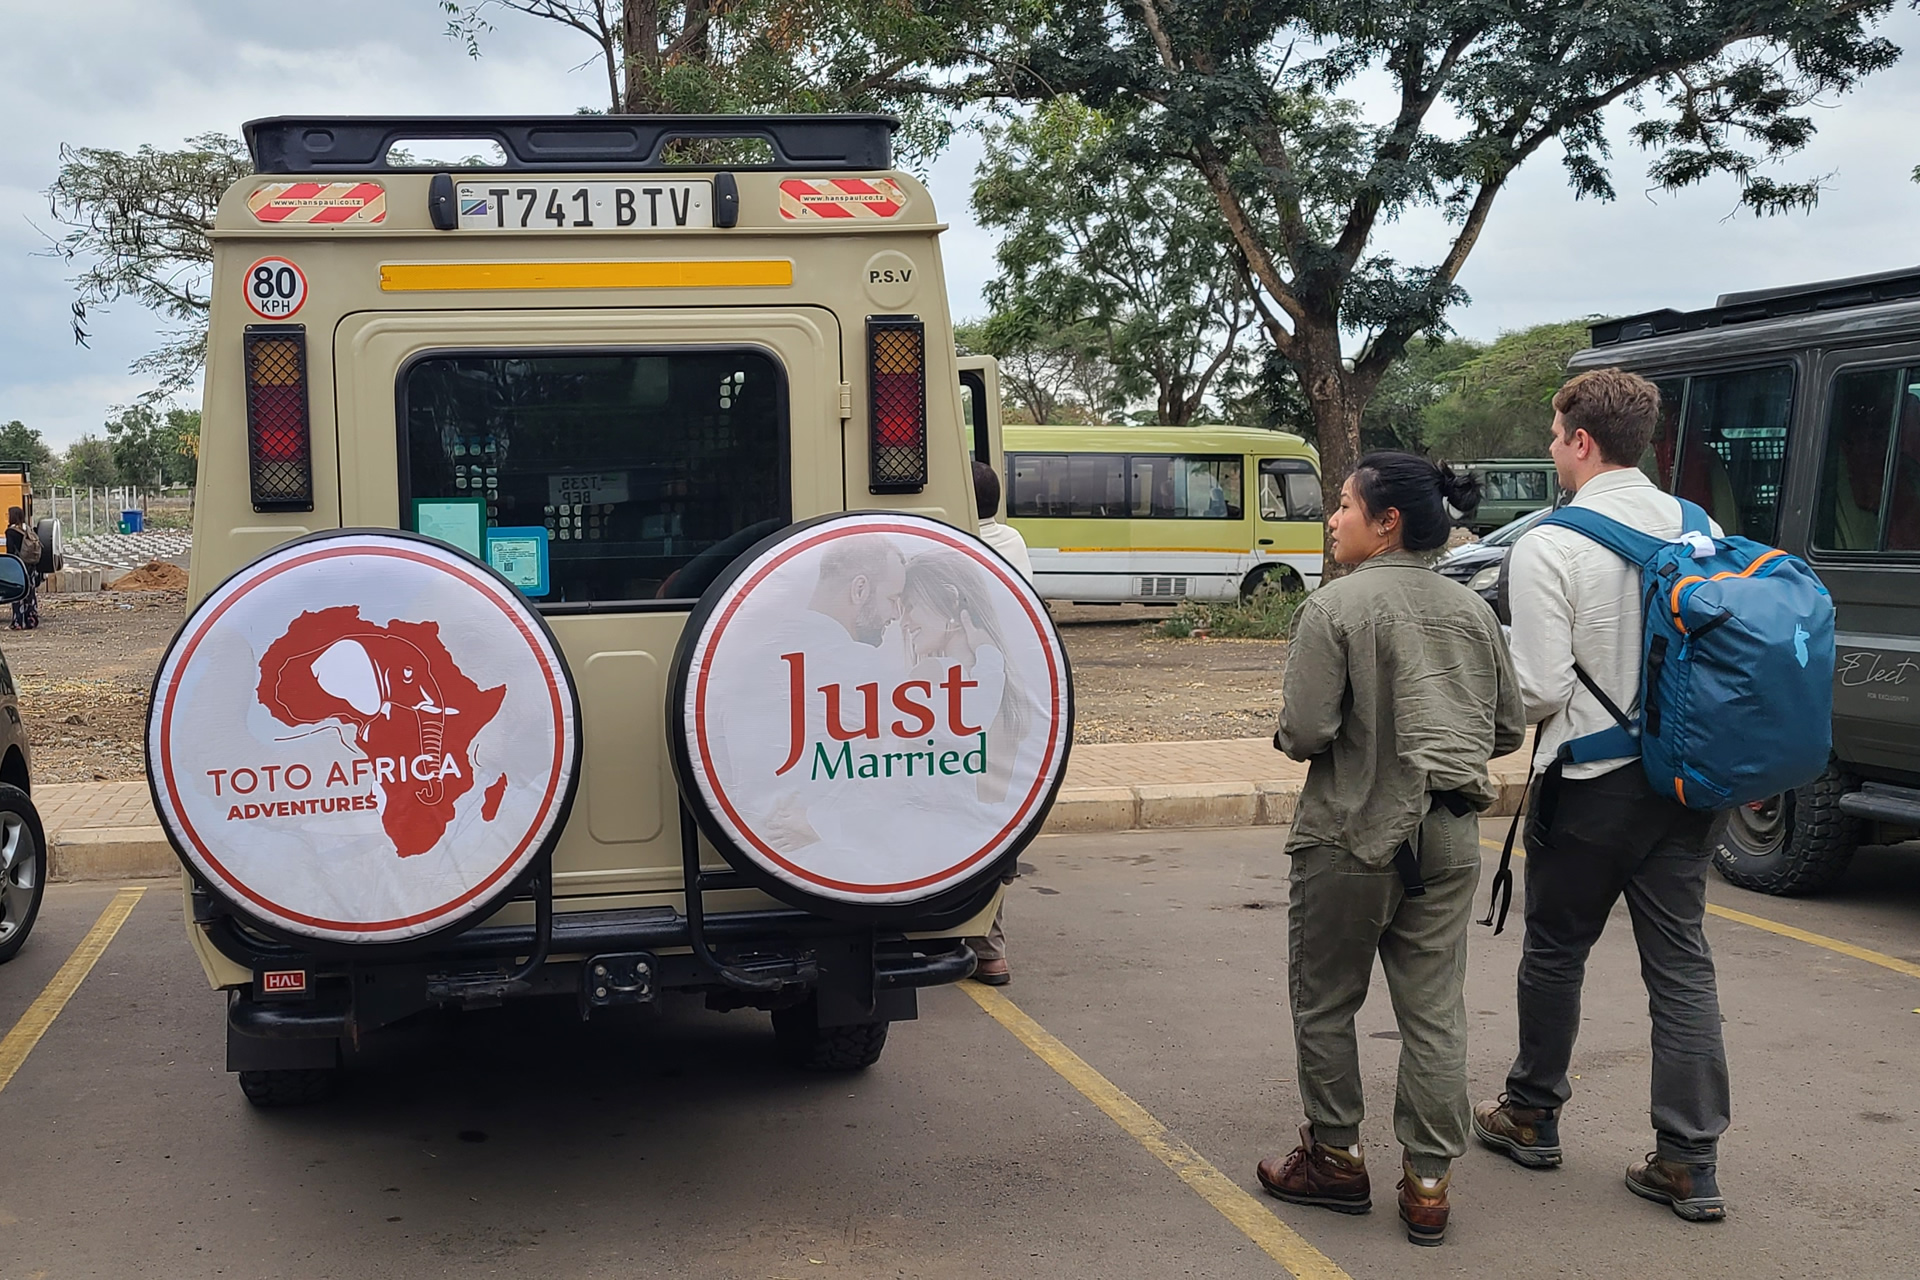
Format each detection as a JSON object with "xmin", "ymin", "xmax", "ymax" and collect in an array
[{"xmin": 455, "ymin": 182, "xmax": 711, "ymax": 231}]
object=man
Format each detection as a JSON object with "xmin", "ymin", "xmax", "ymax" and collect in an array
[
  {"xmin": 1475, "ymin": 368, "xmax": 1731, "ymax": 1224},
  {"xmin": 965, "ymin": 459, "xmax": 1029, "ymax": 984},
  {"xmin": 971, "ymin": 459, "xmax": 1033, "ymax": 582}
]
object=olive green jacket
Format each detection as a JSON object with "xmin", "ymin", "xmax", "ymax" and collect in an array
[{"xmin": 1276, "ymin": 550, "xmax": 1526, "ymax": 868}]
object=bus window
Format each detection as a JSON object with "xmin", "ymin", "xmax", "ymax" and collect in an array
[
  {"xmin": 1674, "ymin": 365, "xmax": 1793, "ymax": 541},
  {"xmin": 1816, "ymin": 367, "xmax": 1920, "ymax": 553},
  {"xmin": 1259, "ymin": 458, "xmax": 1322, "ymax": 520},
  {"xmin": 1127, "ymin": 455, "xmax": 1243, "ymax": 519},
  {"xmin": 1008, "ymin": 452, "xmax": 1126, "ymax": 517}
]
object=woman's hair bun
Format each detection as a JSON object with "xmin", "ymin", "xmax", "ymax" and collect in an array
[{"xmin": 1437, "ymin": 465, "xmax": 1482, "ymax": 519}]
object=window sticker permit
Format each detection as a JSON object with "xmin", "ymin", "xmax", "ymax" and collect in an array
[{"xmin": 548, "ymin": 472, "xmax": 630, "ymax": 507}]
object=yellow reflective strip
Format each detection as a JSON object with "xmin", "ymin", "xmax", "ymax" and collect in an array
[
  {"xmin": 379, "ymin": 259, "xmax": 793, "ymax": 292},
  {"xmin": 0, "ymin": 887, "xmax": 146, "ymax": 1094}
]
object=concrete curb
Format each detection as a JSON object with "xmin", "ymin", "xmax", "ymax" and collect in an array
[
  {"xmin": 50, "ymin": 827, "xmax": 180, "ymax": 882},
  {"xmin": 43, "ymin": 773, "xmax": 1532, "ymax": 882}
]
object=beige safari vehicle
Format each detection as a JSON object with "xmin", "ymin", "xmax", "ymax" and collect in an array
[{"xmin": 178, "ymin": 115, "xmax": 1055, "ymax": 1105}]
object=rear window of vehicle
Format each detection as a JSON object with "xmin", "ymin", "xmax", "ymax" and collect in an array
[
  {"xmin": 1673, "ymin": 365, "xmax": 1793, "ymax": 542},
  {"xmin": 400, "ymin": 349, "xmax": 788, "ymax": 606}
]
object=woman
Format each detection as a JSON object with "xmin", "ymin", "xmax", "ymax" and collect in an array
[
  {"xmin": 1256, "ymin": 453, "xmax": 1525, "ymax": 1248},
  {"xmin": 5, "ymin": 508, "xmax": 37, "ymax": 630}
]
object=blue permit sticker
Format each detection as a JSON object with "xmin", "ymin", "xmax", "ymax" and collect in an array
[{"xmin": 485, "ymin": 526, "xmax": 550, "ymax": 597}]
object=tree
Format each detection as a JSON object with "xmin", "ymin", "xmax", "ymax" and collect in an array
[
  {"xmin": 104, "ymin": 404, "xmax": 196, "ymax": 487},
  {"xmin": 0, "ymin": 422, "xmax": 56, "ymax": 480},
  {"xmin": 44, "ymin": 135, "xmax": 254, "ymax": 398},
  {"xmin": 440, "ymin": 0, "xmax": 995, "ymax": 160},
  {"xmin": 999, "ymin": 0, "xmax": 1903, "ymax": 570},
  {"xmin": 956, "ymin": 314, "xmax": 1120, "ymax": 424},
  {"xmin": 973, "ymin": 100, "xmax": 1256, "ymax": 425},
  {"xmin": 1361, "ymin": 335, "xmax": 1482, "ymax": 455},
  {"xmin": 1423, "ymin": 320, "xmax": 1595, "ymax": 460},
  {"xmin": 58, "ymin": 436, "xmax": 118, "ymax": 489}
]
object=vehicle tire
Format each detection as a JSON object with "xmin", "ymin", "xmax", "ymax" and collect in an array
[
  {"xmin": 772, "ymin": 997, "xmax": 889, "ymax": 1071},
  {"xmin": 1709, "ymin": 763, "xmax": 1860, "ymax": 896},
  {"xmin": 0, "ymin": 784, "xmax": 47, "ymax": 964},
  {"xmin": 1240, "ymin": 565, "xmax": 1302, "ymax": 600},
  {"xmin": 238, "ymin": 1067, "xmax": 339, "ymax": 1107},
  {"xmin": 34, "ymin": 518, "xmax": 60, "ymax": 575}
]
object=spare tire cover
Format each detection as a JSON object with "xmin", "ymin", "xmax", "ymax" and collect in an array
[
  {"xmin": 670, "ymin": 513, "xmax": 1073, "ymax": 918},
  {"xmin": 148, "ymin": 530, "xmax": 580, "ymax": 945}
]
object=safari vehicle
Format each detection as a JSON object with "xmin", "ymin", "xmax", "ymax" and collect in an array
[
  {"xmin": 1001, "ymin": 424, "xmax": 1324, "ymax": 602},
  {"xmin": 0, "ymin": 463, "xmax": 63, "ymax": 579},
  {"xmin": 1459, "ymin": 459, "xmax": 1557, "ymax": 534},
  {"xmin": 167, "ymin": 114, "xmax": 1070, "ymax": 1106},
  {"xmin": 1567, "ymin": 266, "xmax": 1920, "ymax": 894},
  {"xmin": 0, "ymin": 553, "xmax": 45, "ymax": 964}
]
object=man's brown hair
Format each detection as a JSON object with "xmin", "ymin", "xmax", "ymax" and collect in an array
[{"xmin": 1551, "ymin": 368, "xmax": 1661, "ymax": 465}]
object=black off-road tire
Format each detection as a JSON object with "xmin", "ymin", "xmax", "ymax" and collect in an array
[
  {"xmin": 1709, "ymin": 762, "xmax": 1860, "ymax": 897},
  {"xmin": 0, "ymin": 784, "xmax": 47, "ymax": 965},
  {"xmin": 772, "ymin": 998, "xmax": 889, "ymax": 1071},
  {"xmin": 238, "ymin": 1067, "xmax": 339, "ymax": 1108}
]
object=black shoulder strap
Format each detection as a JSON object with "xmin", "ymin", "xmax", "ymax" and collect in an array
[
  {"xmin": 1479, "ymin": 735, "xmax": 1545, "ymax": 935},
  {"xmin": 1572, "ymin": 663, "xmax": 1633, "ymax": 736}
]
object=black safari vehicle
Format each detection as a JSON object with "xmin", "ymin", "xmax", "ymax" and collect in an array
[{"xmin": 1566, "ymin": 267, "xmax": 1920, "ymax": 894}]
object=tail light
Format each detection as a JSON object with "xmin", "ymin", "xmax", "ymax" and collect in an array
[
  {"xmin": 244, "ymin": 324, "xmax": 314, "ymax": 512},
  {"xmin": 867, "ymin": 315, "xmax": 926, "ymax": 493}
]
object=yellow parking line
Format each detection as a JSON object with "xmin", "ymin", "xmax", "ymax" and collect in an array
[
  {"xmin": 963, "ymin": 983, "xmax": 1352, "ymax": 1280},
  {"xmin": 1479, "ymin": 838, "xmax": 1920, "ymax": 982},
  {"xmin": 0, "ymin": 886, "xmax": 145, "ymax": 1094}
]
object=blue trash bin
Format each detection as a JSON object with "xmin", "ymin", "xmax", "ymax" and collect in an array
[{"xmin": 120, "ymin": 509, "xmax": 143, "ymax": 533}]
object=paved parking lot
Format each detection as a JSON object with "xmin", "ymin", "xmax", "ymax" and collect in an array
[{"xmin": 3, "ymin": 823, "xmax": 1918, "ymax": 1278}]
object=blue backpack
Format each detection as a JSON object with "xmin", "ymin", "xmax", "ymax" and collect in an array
[{"xmin": 1540, "ymin": 498, "xmax": 1835, "ymax": 810}]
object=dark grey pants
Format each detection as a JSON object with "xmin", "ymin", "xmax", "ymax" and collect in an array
[{"xmin": 1504, "ymin": 765, "xmax": 1730, "ymax": 1164}]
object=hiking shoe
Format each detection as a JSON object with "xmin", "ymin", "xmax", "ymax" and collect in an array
[
  {"xmin": 1397, "ymin": 1161, "xmax": 1450, "ymax": 1247},
  {"xmin": 1472, "ymin": 1095, "xmax": 1562, "ymax": 1169},
  {"xmin": 1626, "ymin": 1154, "xmax": 1726, "ymax": 1222},
  {"xmin": 1256, "ymin": 1123, "xmax": 1372, "ymax": 1214}
]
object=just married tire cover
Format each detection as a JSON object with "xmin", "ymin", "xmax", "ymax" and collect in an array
[
  {"xmin": 670, "ymin": 512, "xmax": 1073, "ymax": 918},
  {"xmin": 147, "ymin": 530, "xmax": 581, "ymax": 945}
]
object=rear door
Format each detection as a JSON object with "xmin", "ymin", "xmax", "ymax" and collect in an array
[
  {"xmin": 333, "ymin": 306, "xmax": 843, "ymax": 900},
  {"xmin": 1803, "ymin": 347, "xmax": 1920, "ymax": 780}
]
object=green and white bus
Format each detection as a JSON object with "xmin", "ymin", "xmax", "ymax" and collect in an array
[{"xmin": 1002, "ymin": 424, "xmax": 1325, "ymax": 602}]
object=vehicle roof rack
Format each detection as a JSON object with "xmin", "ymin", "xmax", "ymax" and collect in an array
[
  {"xmin": 1591, "ymin": 265, "xmax": 1920, "ymax": 348},
  {"xmin": 243, "ymin": 114, "xmax": 898, "ymax": 174}
]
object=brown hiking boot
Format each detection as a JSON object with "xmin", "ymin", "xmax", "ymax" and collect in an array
[
  {"xmin": 1472, "ymin": 1094, "xmax": 1562, "ymax": 1169},
  {"xmin": 1256, "ymin": 1123, "xmax": 1371, "ymax": 1214},
  {"xmin": 1626, "ymin": 1154, "xmax": 1726, "ymax": 1222},
  {"xmin": 1397, "ymin": 1161, "xmax": 1450, "ymax": 1247}
]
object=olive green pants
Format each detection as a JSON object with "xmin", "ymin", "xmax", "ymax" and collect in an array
[{"xmin": 1287, "ymin": 806, "xmax": 1482, "ymax": 1178}]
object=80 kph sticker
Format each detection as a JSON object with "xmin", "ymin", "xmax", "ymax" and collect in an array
[{"xmin": 244, "ymin": 257, "xmax": 308, "ymax": 319}]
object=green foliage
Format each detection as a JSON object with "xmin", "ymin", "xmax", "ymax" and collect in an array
[
  {"xmin": 1154, "ymin": 584, "xmax": 1306, "ymax": 640},
  {"xmin": 972, "ymin": 99, "xmax": 1257, "ymax": 424},
  {"xmin": 1361, "ymin": 336, "xmax": 1483, "ymax": 454},
  {"xmin": 104, "ymin": 404, "xmax": 199, "ymax": 487},
  {"xmin": 45, "ymin": 134, "xmax": 253, "ymax": 397},
  {"xmin": 955, "ymin": 314, "xmax": 1120, "ymax": 424},
  {"xmin": 1423, "ymin": 321, "xmax": 1594, "ymax": 460},
  {"xmin": 0, "ymin": 422, "xmax": 56, "ymax": 479},
  {"xmin": 440, "ymin": 0, "xmax": 999, "ymax": 161},
  {"xmin": 57, "ymin": 435, "xmax": 118, "ymax": 488},
  {"xmin": 988, "ymin": 0, "xmax": 1905, "ymax": 544}
]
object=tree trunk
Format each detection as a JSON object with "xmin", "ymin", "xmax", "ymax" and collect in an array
[{"xmin": 1296, "ymin": 327, "xmax": 1369, "ymax": 583}]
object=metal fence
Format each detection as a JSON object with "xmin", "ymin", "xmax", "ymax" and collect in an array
[{"xmin": 40, "ymin": 485, "xmax": 196, "ymax": 536}]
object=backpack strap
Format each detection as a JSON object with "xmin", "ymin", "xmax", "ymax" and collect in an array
[
  {"xmin": 1559, "ymin": 664, "xmax": 1640, "ymax": 764},
  {"xmin": 1677, "ymin": 497, "xmax": 1712, "ymax": 537},
  {"xmin": 1538, "ymin": 506, "xmax": 1667, "ymax": 567}
]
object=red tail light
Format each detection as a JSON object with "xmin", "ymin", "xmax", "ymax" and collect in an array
[
  {"xmin": 244, "ymin": 325, "xmax": 314, "ymax": 512},
  {"xmin": 868, "ymin": 315, "xmax": 926, "ymax": 493}
]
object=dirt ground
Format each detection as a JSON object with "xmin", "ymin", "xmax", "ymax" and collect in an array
[
  {"xmin": 4, "ymin": 590, "xmax": 185, "ymax": 784},
  {"xmin": 3, "ymin": 595, "xmax": 1275, "ymax": 785},
  {"xmin": 1050, "ymin": 604, "xmax": 1285, "ymax": 743}
]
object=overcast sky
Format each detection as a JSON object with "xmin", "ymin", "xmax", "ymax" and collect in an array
[{"xmin": 3, "ymin": 2, "xmax": 1918, "ymax": 450}]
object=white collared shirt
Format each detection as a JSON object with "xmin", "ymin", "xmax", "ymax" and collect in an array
[
  {"xmin": 977, "ymin": 519, "xmax": 1034, "ymax": 583},
  {"xmin": 1507, "ymin": 467, "xmax": 1723, "ymax": 779}
]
